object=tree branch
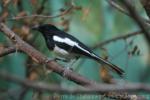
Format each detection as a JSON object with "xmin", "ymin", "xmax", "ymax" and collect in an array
[
  {"xmin": 140, "ymin": 0, "xmax": 150, "ymax": 19},
  {"xmin": 122, "ymin": 0, "xmax": 150, "ymax": 45},
  {"xmin": 107, "ymin": 0, "xmax": 150, "ymax": 24},
  {"xmin": 0, "ymin": 71, "xmax": 148, "ymax": 100}
]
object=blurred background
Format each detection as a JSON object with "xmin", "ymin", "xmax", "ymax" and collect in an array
[{"xmin": 0, "ymin": 0, "xmax": 150, "ymax": 100}]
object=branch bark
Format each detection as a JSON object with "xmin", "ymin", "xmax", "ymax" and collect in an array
[{"xmin": 0, "ymin": 71, "xmax": 147, "ymax": 100}]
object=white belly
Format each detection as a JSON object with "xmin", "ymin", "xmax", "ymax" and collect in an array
[
  {"xmin": 53, "ymin": 46, "xmax": 76, "ymax": 60},
  {"xmin": 54, "ymin": 46, "xmax": 68, "ymax": 56}
]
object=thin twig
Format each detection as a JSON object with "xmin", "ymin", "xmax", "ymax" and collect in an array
[
  {"xmin": 10, "ymin": 1, "xmax": 75, "ymax": 20},
  {"xmin": 92, "ymin": 30, "xmax": 142, "ymax": 49},
  {"xmin": 107, "ymin": 0, "xmax": 129, "ymax": 15},
  {"xmin": 0, "ymin": 46, "xmax": 22, "ymax": 57}
]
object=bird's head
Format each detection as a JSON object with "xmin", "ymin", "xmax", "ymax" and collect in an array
[{"xmin": 32, "ymin": 24, "xmax": 58, "ymax": 35}]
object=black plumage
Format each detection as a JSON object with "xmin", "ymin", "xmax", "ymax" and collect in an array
[{"xmin": 32, "ymin": 24, "xmax": 124, "ymax": 76}]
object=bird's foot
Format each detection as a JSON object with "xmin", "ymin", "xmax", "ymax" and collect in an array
[
  {"xmin": 63, "ymin": 67, "xmax": 73, "ymax": 77},
  {"xmin": 45, "ymin": 57, "xmax": 68, "ymax": 63},
  {"xmin": 43, "ymin": 59, "xmax": 53, "ymax": 74},
  {"xmin": 45, "ymin": 58, "xmax": 57, "ymax": 63},
  {"xmin": 44, "ymin": 65, "xmax": 52, "ymax": 74},
  {"xmin": 54, "ymin": 57, "xmax": 68, "ymax": 62}
]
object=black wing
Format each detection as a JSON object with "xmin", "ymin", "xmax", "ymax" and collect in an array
[{"xmin": 54, "ymin": 30, "xmax": 95, "ymax": 57}]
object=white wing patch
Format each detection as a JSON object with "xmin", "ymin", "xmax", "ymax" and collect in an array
[
  {"xmin": 53, "ymin": 36, "xmax": 77, "ymax": 46},
  {"xmin": 53, "ymin": 35, "xmax": 92, "ymax": 56}
]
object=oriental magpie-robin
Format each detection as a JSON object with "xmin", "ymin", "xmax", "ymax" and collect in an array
[{"xmin": 32, "ymin": 24, "xmax": 124, "ymax": 76}]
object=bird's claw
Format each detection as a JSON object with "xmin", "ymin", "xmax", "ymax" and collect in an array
[
  {"xmin": 63, "ymin": 67, "xmax": 73, "ymax": 77},
  {"xmin": 54, "ymin": 57, "xmax": 68, "ymax": 62},
  {"xmin": 45, "ymin": 58, "xmax": 69, "ymax": 63},
  {"xmin": 45, "ymin": 58, "xmax": 56, "ymax": 63}
]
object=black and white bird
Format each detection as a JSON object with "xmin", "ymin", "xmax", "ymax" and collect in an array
[{"xmin": 32, "ymin": 24, "xmax": 124, "ymax": 76}]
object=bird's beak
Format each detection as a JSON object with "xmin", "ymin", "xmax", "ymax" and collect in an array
[{"xmin": 31, "ymin": 25, "xmax": 39, "ymax": 30}]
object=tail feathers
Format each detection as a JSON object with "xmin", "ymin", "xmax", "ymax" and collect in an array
[
  {"xmin": 91, "ymin": 54, "xmax": 125, "ymax": 77},
  {"xmin": 106, "ymin": 63, "xmax": 125, "ymax": 77}
]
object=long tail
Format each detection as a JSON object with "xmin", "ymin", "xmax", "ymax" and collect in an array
[{"xmin": 91, "ymin": 53, "xmax": 125, "ymax": 77}]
